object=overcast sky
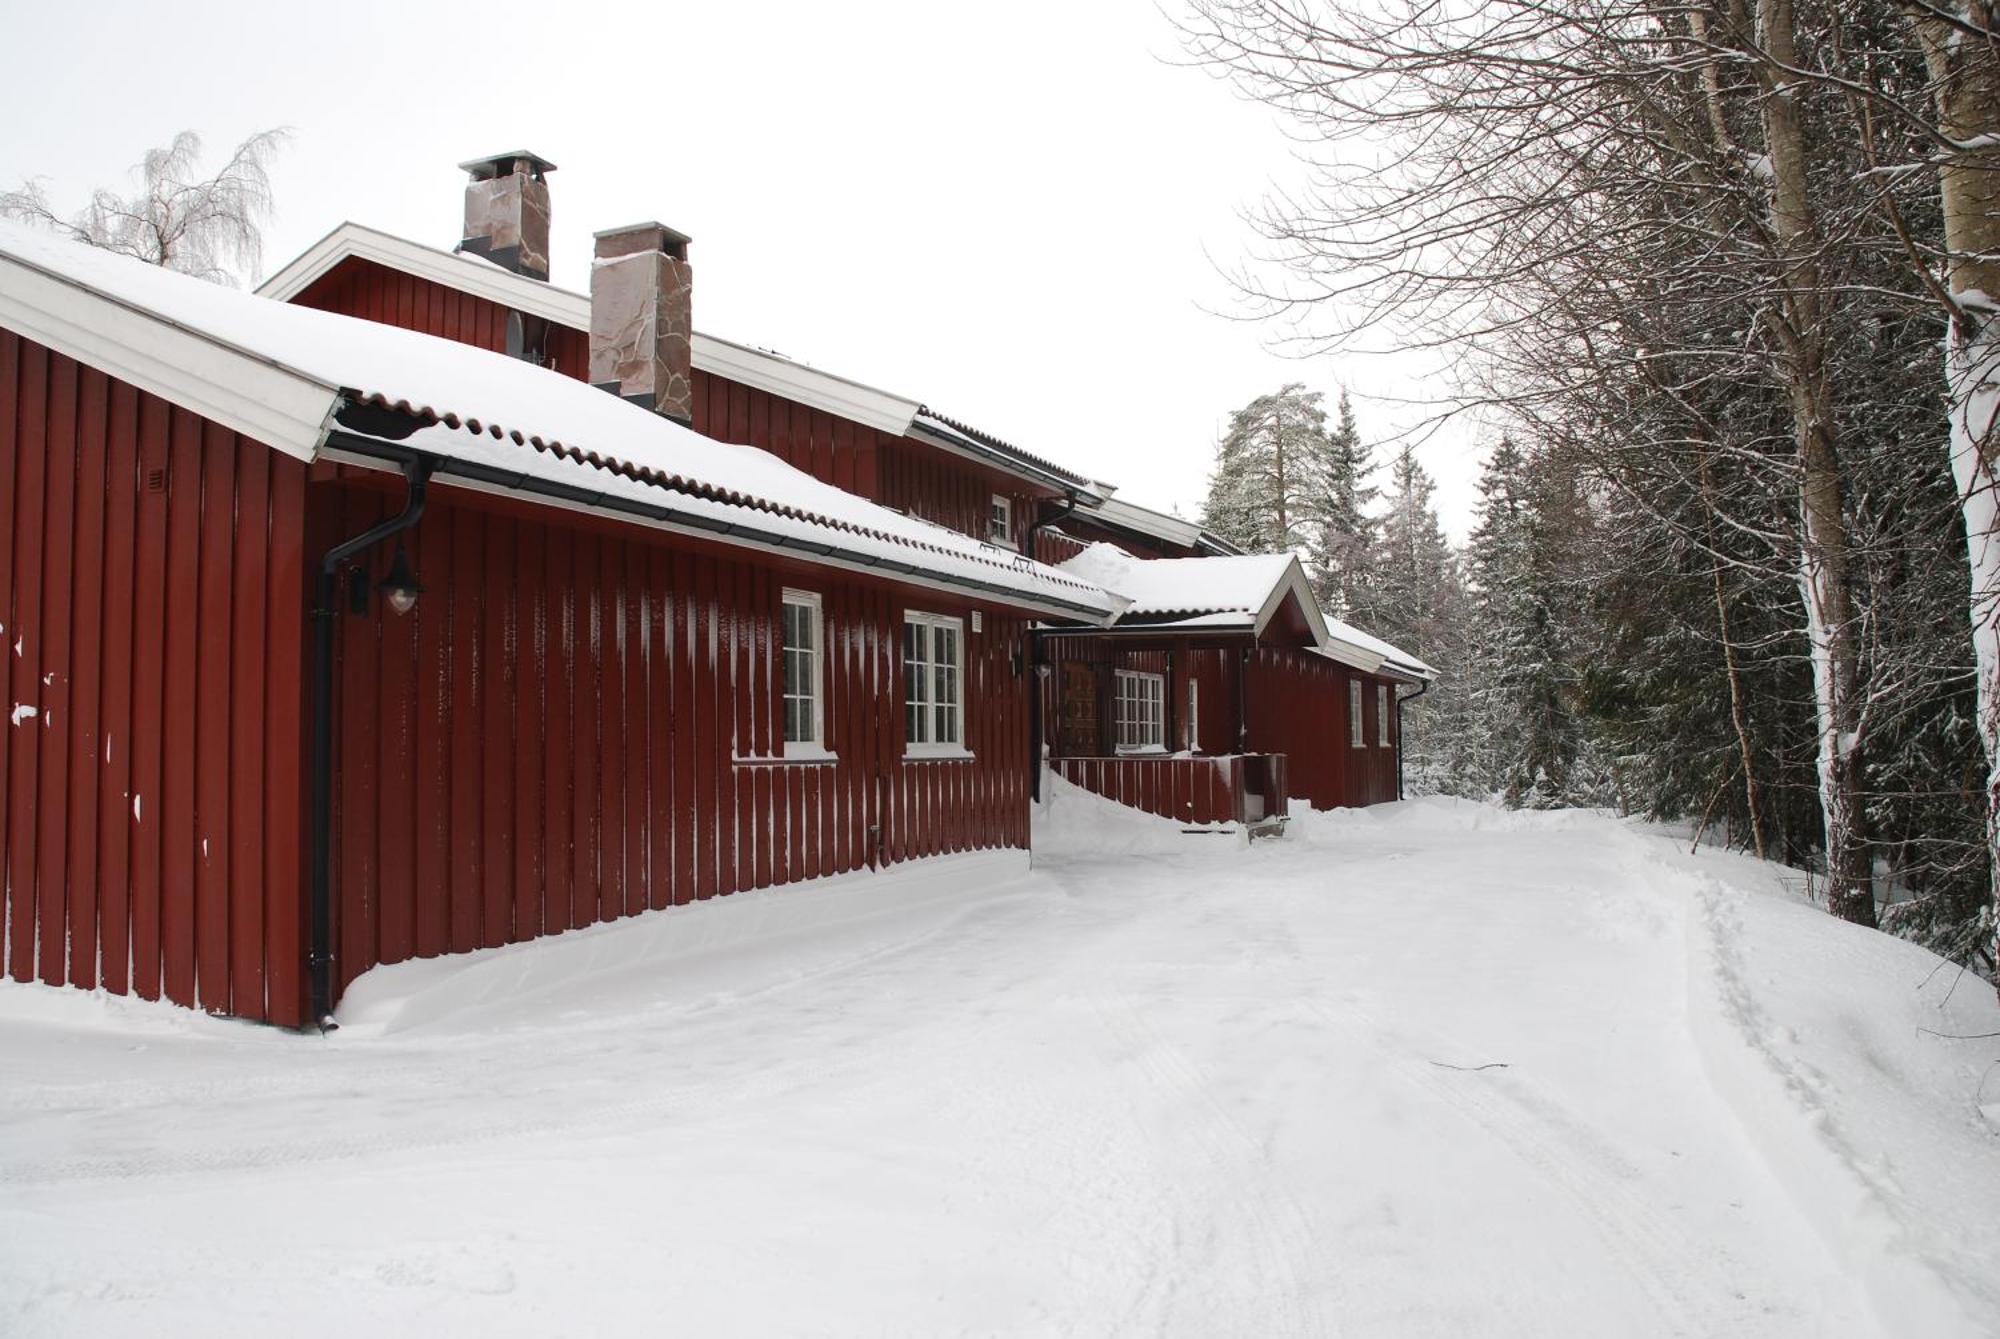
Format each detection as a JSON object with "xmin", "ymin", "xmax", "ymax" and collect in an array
[{"xmin": 1, "ymin": 0, "xmax": 1485, "ymax": 537}]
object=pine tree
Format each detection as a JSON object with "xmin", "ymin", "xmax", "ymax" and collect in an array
[{"xmin": 1199, "ymin": 384, "xmax": 1329, "ymax": 555}]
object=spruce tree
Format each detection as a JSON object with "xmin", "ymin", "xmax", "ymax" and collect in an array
[{"xmin": 1304, "ymin": 390, "xmax": 1379, "ymax": 620}]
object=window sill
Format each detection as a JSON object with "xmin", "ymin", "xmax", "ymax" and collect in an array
[
  {"xmin": 733, "ymin": 748, "xmax": 840, "ymax": 767},
  {"xmin": 903, "ymin": 749, "xmax": 976, "ymax": 763},
  {"xmin": 1115, "ymin": 746, "xmax": 1170, "ymax": 756}
]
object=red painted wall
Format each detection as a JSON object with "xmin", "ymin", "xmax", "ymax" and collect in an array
[
  {"xmin": 1243, "ymin": 649, "xmax": 1401, "ymax": 808},
  {"xmin": 0, "ymin": 331, "xmax": 310, "ymax": 1025},
  {"xmin": 314, "ymin": 472, "xmax": 1034, "ymax": 995}
]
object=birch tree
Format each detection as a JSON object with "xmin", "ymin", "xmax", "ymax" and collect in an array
[
  {"xmin": 1903, "ymin": 0, "xmax": 2000, "ymax": 981},
  {"xmin": 0, "ymin": 128, "xmax": 291, "ymax": 286}
]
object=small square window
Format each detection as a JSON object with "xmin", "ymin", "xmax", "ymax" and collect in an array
[{"xmin": 988, "ymin": 494, "xmax": 1013, "ymax": 547}]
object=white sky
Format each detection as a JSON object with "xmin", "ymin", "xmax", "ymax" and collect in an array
[{"xmin": 0, "ymin": 0, "xmax": 1485, "ymax": 538}]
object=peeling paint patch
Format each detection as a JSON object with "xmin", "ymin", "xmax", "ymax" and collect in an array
[
  {"xmin": 133, "ymin": 794, "xmax": 143, "ymax": 823},
  {"xmin": 10, "ymin": 704, "xmax": 36, "ymax": 726}
]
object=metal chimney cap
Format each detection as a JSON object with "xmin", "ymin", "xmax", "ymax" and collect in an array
[
  {"xmin": 593, "ymin": 220, "xmax": 694, "ymax": 261},
  {"xmin": 458, "ymin": 151, "xmax": 558, "ymax": 182}
]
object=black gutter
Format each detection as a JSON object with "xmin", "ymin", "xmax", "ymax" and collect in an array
[
  {"xmin": 320, "ymin": 430, "xmax": 1118, "ymax": 624},
  {"xmin": 309, "ymin": 453, "xmax": 434, "ymax": 1029},
  {"xmin": 1394, "ymin": 678, "xmax": 1430, "ymax": 800}
]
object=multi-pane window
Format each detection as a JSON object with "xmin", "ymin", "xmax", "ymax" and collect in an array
[
  {"xmin": 782, "ymin": 589, "xmax": 823, "ymax": 749},
  {"xmin": 988, "ymin": 494, "xmax": 1013, "ymax": 546},
  {"xmin": 1377, "ymin": 684, "xmax": 1392, "ymax": 747},
  {"xmin": 904, "ymin": 612, "xmax": 964, "ymax": 753},
  {"xmin": 1115, "ymin": 670, "xmax": 1166, "ymax": 752},
  {"xmin": 1349, "ymin": 680, "xmax": 1365, "ymax": 747}
]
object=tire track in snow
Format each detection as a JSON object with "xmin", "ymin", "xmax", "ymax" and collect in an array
[
  {"xmin": 1082, "ymin": 982, "xmax": 1337, "ymax": 1339},
  {"xmin": 1302, "ymin": 994, "xmax": 1765, "ymax": 1338}
]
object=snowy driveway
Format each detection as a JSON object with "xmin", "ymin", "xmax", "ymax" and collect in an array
[{"xmin": 3, "ymin": 793, "xmax": 1995, "ymax": 1337}]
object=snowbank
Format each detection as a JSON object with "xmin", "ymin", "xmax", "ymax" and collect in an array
[
  {"xmin": 1029, "ymin": 771, "xmax": 1214, "ymax": 859},
  {"xmin": 337, "ymin": 849, "xmax": 1037, "ymax": 1036},
  {"xmin": 1669, "ymin": 841, "xmax": 2000, "ymax": 1337}
]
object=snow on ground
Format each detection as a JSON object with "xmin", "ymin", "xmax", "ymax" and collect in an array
[{"xmin": 2, "ymin": 784, "xmax": 1996, "ymax": 1338}]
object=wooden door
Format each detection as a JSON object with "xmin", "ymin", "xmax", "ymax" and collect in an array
[{"xmin": 1057, "ymin": 662, "xmax": 1100, "ymax": 756}]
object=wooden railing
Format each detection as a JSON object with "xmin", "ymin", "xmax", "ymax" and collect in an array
[{"xmin": 1050, "ymin": 753, "xmax": 1289, "ymax": 828}]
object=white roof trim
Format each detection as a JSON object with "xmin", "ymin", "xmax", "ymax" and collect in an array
[
  {"xmin": 1081, "ymin": 494, "xmax": 1205, "ymax": 549},
  {"xmin": 1250, "ymin": 558, "xmax": 1342, "ymax": 651},
  {"xmin": 0, "ymin": 251, "xmax": 337, "ymax": 461},
  {"xmin": 259, "ymin": 223, "xmax": 924, "ymax": 437}
]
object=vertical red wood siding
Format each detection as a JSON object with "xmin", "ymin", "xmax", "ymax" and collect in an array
[
  {"xmin": 1241, "ymin": 649, "xmax": 1401, "ymax": 809},
  {"xmin": 315, "ymin": 476, "xmax": 1034, "ymax": 996},
  {"xmin": 0, "ymin": 332, "xmax": 309, "ymax": 1024},
  {"xmin": 1042, "ymin": 634, "xmax": 1399, "ymax": 812}
]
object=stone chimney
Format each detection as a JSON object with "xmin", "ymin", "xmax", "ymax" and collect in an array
[
  {"xmin": 590, "ymin": 222, "xmax": 694, "ymax": 426},
  {"xmin": 457, "ymin": 151, "xmax": 555, "ymax": 281}
]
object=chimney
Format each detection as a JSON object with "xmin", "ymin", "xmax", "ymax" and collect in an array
[
  {"xmin": 590, "ymin": 222, "xmax": 694, "ymax": 426},
  {"xmin": 458, "ymin": 151, "xmax": 555, "ymax": 281}
]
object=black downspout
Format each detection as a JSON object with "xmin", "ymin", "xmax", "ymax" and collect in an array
[
  {"xmin": 308, "ymin": 457, "xmax": 435, "ymax": 1030},
  {"xmin": 1236, "ymin": 646, "xmax": 1251, "ymax": 753},
  {"xmin": 1394, "ymin": 679, "xmax": 1429, "ymax": 801},
  {"xmin": 1026, "ymin": 486, "xmax": 1082, "ymax": 563},
  {"xmin": 1027, "ymin": 628, "xmax": 1045, "ymax": 803}
]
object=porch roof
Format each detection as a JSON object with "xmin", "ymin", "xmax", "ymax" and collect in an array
[{"xmin": 1054, "ymin": 541, "xmax": 1435, "ymax": 679}]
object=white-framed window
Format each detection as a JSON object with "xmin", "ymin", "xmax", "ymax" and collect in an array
[
  {"xmin": 1377, "ymin": 684, "xmax": 1392, "ymax": 747},
  {"xmin": 904, "ymin": 612, "xmax": 965, "ymax": 754},
  {"xmin": 1349, "ymin": 679, "xmax": 1365, "ymax": 747},
  {"xmin": 1115, "ymin": 670, "xmax": 1166, "ymax": 753},
  {"xmin": 1186, "ymin": 678, "xmax": 1200, "ymax": 753},
  {"xmin": 782, "ymin": 589, "xmax": 824, "ymax": 752},
  {"xmin": 988, "ymin": 494, "xmax": 1013, "ymax": 546}
]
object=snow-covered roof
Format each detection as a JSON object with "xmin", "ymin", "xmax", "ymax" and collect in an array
[
  {"xmin": 1058, "ymin": 544, "xmax": 1294, "ymax": 617},
  {"xmin": 1055, "ymin": 542, "xmax": 1433, "ymax": 679},
  {"xmin": 0, "ymin": 221, "xmax": 1120, "ymax": 621},
  {"xmin": 262, "ymin": 224, "xmax": 1085, "ymax": 498}
]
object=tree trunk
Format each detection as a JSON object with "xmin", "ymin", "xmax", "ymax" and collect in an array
[
  {"xmin": 1758, "ymin": 0, "xmax": 1876, "ymax": 925},
  {"xmin": 1700, "ymin": 457, "xmax": 1769, "ymax": 860},
  {"xmin": 1908, "ymin": 0, "xmax": 2000, "ymax": 982}
]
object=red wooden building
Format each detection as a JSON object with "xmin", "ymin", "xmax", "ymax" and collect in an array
[
  {"xmin": 259, "ymin": 155, "xmax": 1435, "ymax": 831},
  {"xmin": 0, "ymin": 209, "xmax": 1115, "ymax": 1027},
  {"xmin": 0, "ymin": 152, "xmax": 1433, "ymax": 1026},
  {"xmin": 1039, "ymin": 544, "xmax": 1430, "ymax": 827}
]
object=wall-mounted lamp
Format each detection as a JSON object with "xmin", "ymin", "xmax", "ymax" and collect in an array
[{"xmin": 379, "ymin": 544, "xmax": 424, "ymax": 615}]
